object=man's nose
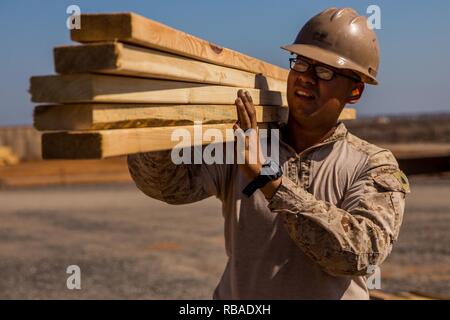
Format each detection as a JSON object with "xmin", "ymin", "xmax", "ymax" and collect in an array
[{"xmin": 297, "ymin": 68, "xmax": 317, "ymax": 86}]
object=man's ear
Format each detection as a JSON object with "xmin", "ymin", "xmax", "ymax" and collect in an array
[{"xmin": 347, "ymin": 82, "xmax": 365, "ymax": 104}]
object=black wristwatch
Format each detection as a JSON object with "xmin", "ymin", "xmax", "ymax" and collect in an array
[{"xmin": 242, "ymin": 160, "xmax": 283, "ymax": 197}]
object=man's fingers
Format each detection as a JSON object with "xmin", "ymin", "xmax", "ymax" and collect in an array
[
  {"xmin": 245, "ymin": 90, "xmax": 254, "ymax": 104},
  {"xmin": 244, "ymin": 91, "xmax": 257, "ymax": 129},
  {"xmin": 241, "ymin": 90, "xmax": 257, "ymax": 129},
  {"xmin": 235, "ymin": 97, "xmax": 251, "ymax": 129},
  {"xmin": 235, "ymin": 99, "xmax": 242, "ymax": 125}
]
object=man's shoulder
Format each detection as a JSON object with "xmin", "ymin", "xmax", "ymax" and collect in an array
[{"xmin": 344, "ymin": 131, "xmax": 399, "ymax": 169}]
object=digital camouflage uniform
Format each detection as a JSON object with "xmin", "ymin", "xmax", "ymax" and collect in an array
[{"xmin": 127, "ymin": 122, "xmax": 410, "ymax": 299}]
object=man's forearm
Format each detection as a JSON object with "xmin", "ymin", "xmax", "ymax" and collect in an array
[
  {"xmin": 261, "ymin": 177, "xmax": 282, "ymax": 200},
  {"xmin": 266, "ymin": 176, "xmax": 402, "ymax": 276}
]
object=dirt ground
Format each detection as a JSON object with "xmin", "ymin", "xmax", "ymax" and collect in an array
[{"xmin": 0, "ymin": 174, "xmax": 449, "ymax": 299}]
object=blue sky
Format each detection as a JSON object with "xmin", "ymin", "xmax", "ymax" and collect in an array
[{"xmin": 0, "ymin": 0, "xmax": 449, "ymax": 125}]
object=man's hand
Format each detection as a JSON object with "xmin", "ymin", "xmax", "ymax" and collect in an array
[
  {"xmin": 234, "ymin": 90, "xmax": 282, "ymax": 199},
  {"xmin": 233, "ymin": 89, "xmax": 263, "ymax": 180}
]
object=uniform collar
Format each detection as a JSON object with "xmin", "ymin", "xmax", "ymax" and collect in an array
[{"xmin": 278, "ymin": 121, "xmax": 348, "ymax": 158}]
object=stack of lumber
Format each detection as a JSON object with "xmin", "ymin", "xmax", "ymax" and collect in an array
[{"xmin": 29, "ymin": 12, "xmax": 355, "ymax": 159}]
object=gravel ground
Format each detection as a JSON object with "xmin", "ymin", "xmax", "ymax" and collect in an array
[
  {"xmin": 0, "ymin": 175, "xmax": 448, "ymax": 299},
  {"xmin": 379, "ymin": 175, "xmax": 450, "ymax": 296}
]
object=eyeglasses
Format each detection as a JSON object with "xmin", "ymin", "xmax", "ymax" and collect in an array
[{"xmin": 289, "ymin": 57, "xmax": 360, "ymax": 82}]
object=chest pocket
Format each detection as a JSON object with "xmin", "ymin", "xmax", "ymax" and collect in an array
[{"xmin": 285, "ymin": 157, "xmax": 312, "ymax": 190}]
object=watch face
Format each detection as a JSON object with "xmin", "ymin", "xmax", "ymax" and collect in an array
[{"xmin": 261, "ymin": 160, "xmax": 281, "ymax": 176}]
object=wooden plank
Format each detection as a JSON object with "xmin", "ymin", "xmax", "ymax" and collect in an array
[
  {"xmin": 34, "ymin": 103, "xmax": 355, "ymax": 131},
  {"xmin": 41, "ymin": 106, "xmax": 357, "ymax": 159},
  {"xmin": 70, "ymin": 12, "xmax": 289, "ymax": 81},
  {"xmin": 370, "ymin": 290, "xmax": 440, "ymax": 300},
  {"xmin": 54, "ymin": 42, "xmax": 287, "ymax": 92},
  {"xmin": 0, "ymin": 158, "xmax": 131, "ymax": 187},
  {"xmin": 29, "ymin": 74, "xmax": 287, "ymax": 105},
  {"xmin": 369, "ymin": 290, "xmax": 403, "ymax": 300},
  {"xmin": 409, "ymin": 291, "xmax": 450, "ymax": 300},
  {"xmin": 34, "ymin": 104, "xmax": 289, "ymax": 131},
  {"xmin": 41, "ymin": 123, "xmax": 273, "ymax": 159}
]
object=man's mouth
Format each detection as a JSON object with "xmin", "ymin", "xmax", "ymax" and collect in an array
[{"xmin": 295, "ymin": 89, "xmax": 315, "ymax": 100}]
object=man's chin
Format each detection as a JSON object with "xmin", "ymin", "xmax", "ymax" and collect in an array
[
  {"xmin": 289, "ymin": 110, "xmax": 316, "ymax": 127},
  {"xmin": 292, "ymin": 105, "xmax": 321, "ymax": 119}
]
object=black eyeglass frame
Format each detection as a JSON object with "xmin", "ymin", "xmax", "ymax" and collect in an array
[{"xmin": 289, "ymin": 57, "xmax": 361, "ymax": 83}]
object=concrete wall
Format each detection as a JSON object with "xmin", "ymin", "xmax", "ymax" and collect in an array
[{"xmin": 344, "ymin": 113, "xmax": 450, "ymax": 143}]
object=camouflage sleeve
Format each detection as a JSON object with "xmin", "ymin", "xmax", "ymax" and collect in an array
[
  {"xmin": 267, "ymin": 150, "xmax": 410, "ymax": 277},
  {"xmin": 127, "ymin": 146, "xmax": 230, "ymax": 204}
]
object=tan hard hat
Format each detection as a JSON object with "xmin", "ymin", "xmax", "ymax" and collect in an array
[{"xmin": 281, "ymin": 7, "xmax": 380, "ymax": 85}]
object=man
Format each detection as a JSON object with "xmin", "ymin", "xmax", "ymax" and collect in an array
[{"xmin": 127, "ymin": 7, "xmax": 410, "ymax": 299}]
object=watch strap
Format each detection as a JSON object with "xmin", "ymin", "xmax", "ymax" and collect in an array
[
  {"xmin": 242, "ymin": 162, "xmax": 282, "ymax": 197},
  {"xmin": 242, "ymin": 175, "xmax": 271, "ymax": 197}
]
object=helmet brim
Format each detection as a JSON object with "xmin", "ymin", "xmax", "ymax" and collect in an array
[{"xmin": 281, "ymin": 44, "xmax": 378, "ymax": 85}]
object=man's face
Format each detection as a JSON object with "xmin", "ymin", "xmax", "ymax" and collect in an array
[{"xmin": 287, "ymin": 56, "xmax": 359, "ymax": 128}]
